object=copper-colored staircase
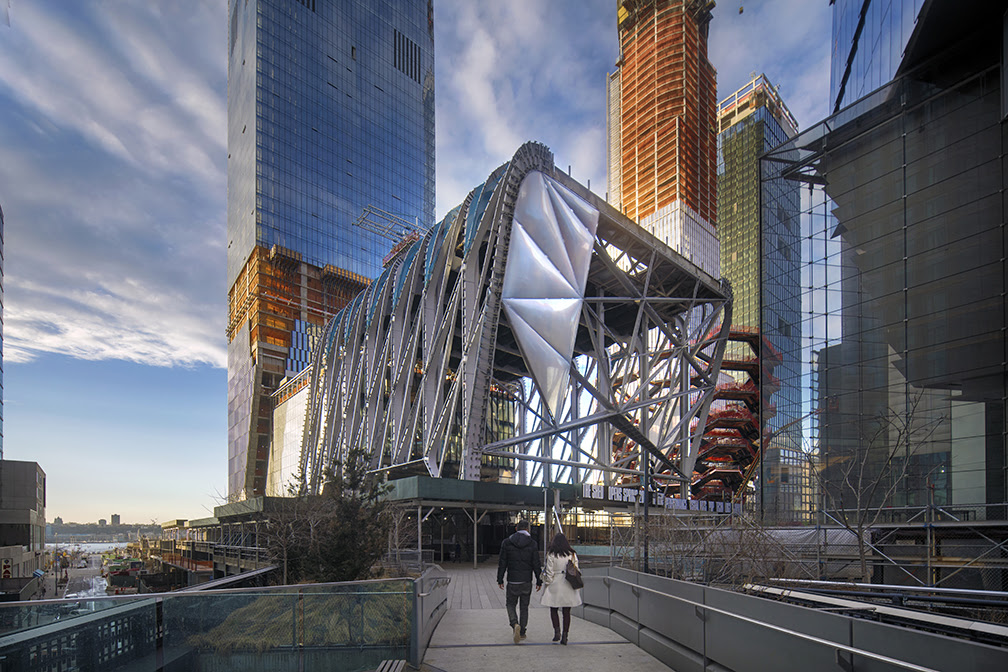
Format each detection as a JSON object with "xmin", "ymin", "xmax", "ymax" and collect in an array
[{"xmin": 690, "ymin": 328, "xmax": 780, "ymax": 500}]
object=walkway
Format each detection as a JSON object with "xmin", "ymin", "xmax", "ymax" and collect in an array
[{"xmin": 420, "ymin": 559, "xmax": 672, "ymax": 672}]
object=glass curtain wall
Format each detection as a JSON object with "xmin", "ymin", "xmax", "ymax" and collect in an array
[
  {"xmin": 829, "ymin": 0, "xmax": 926, "ymax": 113},
  {"xmin": 717, "ymin": 76, "xmax": 804, "ymax": 522},
  {"xmin": 755, "ymin": 116, "xmax": 805, "ymax": 524},
  {"xmin": 763, "ymin": 48, "xmax": 1007, "ymax": 522}
]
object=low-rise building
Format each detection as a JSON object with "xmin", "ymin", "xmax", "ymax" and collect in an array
[{"xmin": 0, "ymin": 460, "xmax": 46, "ymax": 600}]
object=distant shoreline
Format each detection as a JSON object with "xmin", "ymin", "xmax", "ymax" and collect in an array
[{"xmin": 49, "ymin": 541, "xmax": 131, "ymax": 554}]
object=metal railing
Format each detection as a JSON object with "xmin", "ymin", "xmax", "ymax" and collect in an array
[
  {"xmin": 0, "ymin": 570, "xmax": 450, "ymax": 672},
  {"xmin": 409, "ymin": 566, "xmax": 449, "ymax": 667},
  {"xmin": 214, "ymin": 545, "xmax": 271, "ymax": 564},
  {"xmin": 576, "ymin": 566, "xmax": 1008, "ymax": 672},
  {"xmin": 381, "ymin": 549, "xmax": 434, "ymax": 575},
  {"xmin": 608, "ymin": 508, "xmax": 1008, "ymax": 594}
]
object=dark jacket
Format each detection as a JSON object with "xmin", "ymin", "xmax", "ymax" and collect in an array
[{"xmin": 497, "ymin": 531, "xmax": 542, "ymax": 586}]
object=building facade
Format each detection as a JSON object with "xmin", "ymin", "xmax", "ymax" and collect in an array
[
  {"xmin": 607, "ymin": 0, "xmax": 719, "ymax": 276},
  {"xmin": 829, "ymin": 0, "xmax": 927, "ymax": 113},
  {"xmin": 0, "ymin": 460, "xmax": 46, "ymax": 598},
  {"xmin": 762, "ymin": 0, "xmax": 1007, "ymax": 526},
  {"xmin": 226, "ymin": 0, "xmax": 435, "ymax": 500},
  {"xmin": 270, "ymin": 142, "xmax": 731, "ymax": 496},
  {"xmin": 703, "ymin": 75, "xmax": 805, "ymax": 520}
]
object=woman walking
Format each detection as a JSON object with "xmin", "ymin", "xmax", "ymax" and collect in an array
[{"xmin": 540, "ymin": 532, "xmax": 582, "ymax": 644}]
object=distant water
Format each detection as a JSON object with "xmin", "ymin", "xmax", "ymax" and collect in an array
[{"xmin": 53, "ymin": 542, "xmax": 129, "ymax": 554}]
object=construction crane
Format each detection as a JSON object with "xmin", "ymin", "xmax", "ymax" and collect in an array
[
  {"xmin": 353, "ymin": 205, "xmax": 425, "ymax": 267},
  {"xmin": 352, "ymin": 205, "xmax": 418, "ymax": 242}
]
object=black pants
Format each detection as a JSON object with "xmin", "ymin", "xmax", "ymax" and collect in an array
[
  {"xmin": 505, "ymin": 581, "xmax": 533, "ymax": 632},
  {"xmin": 550, "ymin": 606, "xmax": 571, "ymax": 634}
]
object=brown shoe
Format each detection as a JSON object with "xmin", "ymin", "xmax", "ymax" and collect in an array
[{"xmin": 513, "ymin": 623, "xmax": 521, "ymax": 644}]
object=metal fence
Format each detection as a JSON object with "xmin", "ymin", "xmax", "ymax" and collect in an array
[
  {"xmin": 608, "ymin": 507, "xmax": 1008, "ymax": 596},
  {"xmin": 380, "ymin": 549, "xmax": 435, "ymax": 577}
]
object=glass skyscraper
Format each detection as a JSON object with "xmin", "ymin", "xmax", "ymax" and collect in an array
[
  {"xmin": 227, "ymin": 0, "xmax": 434, "ymax": 500},
  {"xmin": 763, "ymin": 0, "xmax": 1007, "ymax": 537},
  {"xmin": 712, "ymin": 75, "xmax": 804, "ymax": 520},
  {"xmin": 829, "ymin": 0, "xmax": 926, "ymax": 113}
]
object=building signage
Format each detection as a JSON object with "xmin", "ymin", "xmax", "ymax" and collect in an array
[
  {"xmin": 1, "ymin": 558, "xmax": 11, "ymax": 579},
  {"xmin": 582, "ymin": 484, "xmax": 741, "ymax": 515}
]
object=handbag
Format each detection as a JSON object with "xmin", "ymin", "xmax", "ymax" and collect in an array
[{"xmin": 564, "ymin": 557, "xmax": 584, "ymax": 589}]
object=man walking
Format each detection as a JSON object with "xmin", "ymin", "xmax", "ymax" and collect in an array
[{"xmin": 497, "ymin": 520, "xmax": 542, "ymax": 644}]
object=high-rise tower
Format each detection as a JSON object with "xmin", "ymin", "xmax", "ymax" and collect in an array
[
  {"xmin": 760, "ymin": 0, "xmax": 1008, "ymax": 532},
  {"xmin": 607, "ymin": 0, "xmax": 718, "ymax": 274},
  {"xmin": 716, "ymin": 76, "xmax": 798, "ymax": 331},
  {"xmin": 226, "ymin": 0, "xmax": 435, "ymax": 500},
  {"xmin": 708, "ymin": 75, "xmax": 804, "ymax": 520}
]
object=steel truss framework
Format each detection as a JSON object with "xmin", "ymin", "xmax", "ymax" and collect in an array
[{"xmin": 297, "ymin": 142, "xmax": 731, "ymax": 494}]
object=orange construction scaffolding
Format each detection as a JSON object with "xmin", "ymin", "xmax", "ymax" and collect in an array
[{"xmin": 616, "ymin": 0, "xmax": 717, "ymax": 225}]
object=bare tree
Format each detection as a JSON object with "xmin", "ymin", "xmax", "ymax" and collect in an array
[
  {"xmin": 630, "ymin": 511, "xmax": 819, "ymax": 586},
  {"xmin": 805, "ymin": 393, "xmax": 945, "ymax": 582}
]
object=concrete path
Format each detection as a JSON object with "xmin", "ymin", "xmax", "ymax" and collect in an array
[
  {"xmin": 420, "ymin": 607, "xmax": 673, "ymax": 672},
  {"xmin": 420, "ymin": 559, "xmax": 672, "ymax": 671}
]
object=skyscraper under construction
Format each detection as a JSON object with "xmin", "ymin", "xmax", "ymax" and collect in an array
[{"xmin": 607, "ymin": 0, "xmax": 718, "ymax": 275}]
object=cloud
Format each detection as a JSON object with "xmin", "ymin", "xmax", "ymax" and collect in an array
[
  {"xmin": 709, "ymin": 1, "xmax": 833, "ymax": 128},
  {"xmin": 0, "ymin": 1, "xmax": 227, "ymax": 368},
  {"xmin": 0, "ymin": 0, "xmax": 834, "ymax": 372},
  {"xmin": 435, "ymin": 1, "xmax": 833, "ymax": 219},
  {"xmin": 435, "ymin": 0, "xmax": 617, "ymax": 217}
]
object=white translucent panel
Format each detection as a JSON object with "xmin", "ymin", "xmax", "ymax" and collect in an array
[
  {"xmin": 545, "ymin": 179, "xmax": 598, "ymax": 291},
  {"xmin": 502, "ymin": 221, "xmax": 579, "ymax": 300},
  {"xmin": 513, "ymin": 171, "xmax": 578, "ymax": 288},
  {"xmin": 547, "ymin": 176, "xmax": 599, "ymax": 239},
  {"xmin": 504, "ymin": 304, "xmax": 570, "ymax": 419},
  {"xmin": 502, "ymin": 297, "xmax": 580, "ymax": 361},
  {"xmin": 500, "ymin": 169, "xmax": 601, "ymax": 420}
]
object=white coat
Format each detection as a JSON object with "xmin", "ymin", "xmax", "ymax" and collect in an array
[{"xmin": 540, "ymin": 552, "xmax": 582, "ymax": 608}]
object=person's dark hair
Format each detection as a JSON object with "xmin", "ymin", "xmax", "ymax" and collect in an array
[
  {"xmin": 548, "ymin": 532, "xmax": 574, "ymax": 557},
  {"xmin": 516, "ymin": 519, "xmax": 529, "ymax": 531}
]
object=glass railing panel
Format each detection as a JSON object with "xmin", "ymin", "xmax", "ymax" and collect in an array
[
  {"xmin": 1, "ymin": 579, "xmax": 415, "ymax": 672},
  {"xmin": 0, "ymin": 596, "xmax": 145, "ymax": 637},
  {"xmin": 0, "ymin": 597, "xmax": 158, "ymax": 671},
  {"xmin": 163, "ymin": 591, "xmax": 300, "ymax": 666},
  {"xmin": 161, "ymin": 581, "xmax": 413, "ymax": 672},
  {"xmin": 300, "ymin": 586, "xmax": 412, "ymax": 671}
]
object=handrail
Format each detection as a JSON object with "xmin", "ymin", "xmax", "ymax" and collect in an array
[
  {"xmin": 593, "ymin": 574, "xmax": 941, "ymax": 672},
  {"xmin": 763, "ymin": 577, "xmax": 1008, "ymax": 600},
  {"xmin": 409, "ymin": 566, "xmax": 450, "ymax": 668},
  {"xmin": 1, "ymin": 578, "xmax": 418, "ymax": 671}
]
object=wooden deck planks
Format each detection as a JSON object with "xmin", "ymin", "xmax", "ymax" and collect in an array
[{"xmin": 440, "ymin": 559, "xmax": 528, "ymax": 611}]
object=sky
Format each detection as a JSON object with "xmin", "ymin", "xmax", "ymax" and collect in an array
[{"xmin": 0, "ymin": 0, "xmax": 832, "ymax": 525}]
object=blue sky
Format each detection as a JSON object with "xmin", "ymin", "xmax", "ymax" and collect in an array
[{"xmin": 0, "ymin": 0, "xmax": 831, "ymax": 524}]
